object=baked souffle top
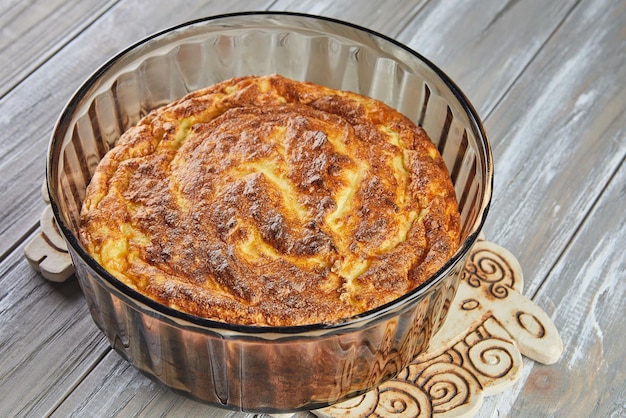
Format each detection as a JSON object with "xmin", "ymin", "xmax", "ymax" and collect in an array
[{"xmin": 79, "ymin": 74, "xmax": 460, "ymax": 326}]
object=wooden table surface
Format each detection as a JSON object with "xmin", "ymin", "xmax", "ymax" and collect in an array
[{"xmin": 1, "ymin": 1, "xmax": 624, "ymax": 417}]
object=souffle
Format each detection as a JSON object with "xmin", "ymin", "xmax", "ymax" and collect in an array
[{"xmin": 79, "ymin": 74, "xmax": 460, "ymax": 326}]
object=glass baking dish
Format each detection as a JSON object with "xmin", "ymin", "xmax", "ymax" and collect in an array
[{"xmin": 47, "ymin": 12, "xmax": 492, "ymax": 412}]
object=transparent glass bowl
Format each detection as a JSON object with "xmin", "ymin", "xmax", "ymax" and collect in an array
[{"xmin": 47, "ymin": 12, "xmax": 492, "ymax": 412}]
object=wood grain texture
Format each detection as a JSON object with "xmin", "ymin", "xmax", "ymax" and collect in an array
[
  {"xmin": 481, "ymin": 0, "xmax": 626, "ymax": 296},
  {"xmin": 50, "ymin": 350, "xmax": 250, "ymax": 417},
  {"xmin": 269, "ymin": 0, "xmax": 428, "ymax": 38},
  {"xmin": 474, "ymin": 0, "xmax": 626, "ymax": 415},
  {"xmin": 0, "ymin": 0, "xmax": 118, "ymax": 97},
  {"xmin": 393, "ymin": 0, "xmax": 580, "ymax": 117},
  {"xmin": 0, "ymin": 232, "xmax": 110, "ymax": 417}
]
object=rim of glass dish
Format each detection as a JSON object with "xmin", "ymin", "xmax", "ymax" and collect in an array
[{"xmin": 48, "ymin": 11, "xmax": 493, "ymax": 336}]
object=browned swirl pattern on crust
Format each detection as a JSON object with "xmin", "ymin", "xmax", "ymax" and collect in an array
[{"xmin": 79, "ymin": 75, "xmax": 460, "ymax": 326}]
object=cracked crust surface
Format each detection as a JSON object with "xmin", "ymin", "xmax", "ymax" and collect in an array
[{"xmin": 79, "ymin": 74, "xmax": 460, "ymax": 326}]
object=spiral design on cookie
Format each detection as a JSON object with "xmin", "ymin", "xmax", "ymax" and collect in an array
[
  {"xmin": 464, "ymin": 247, "xmax": 514, "ymax": 299},
  {"xmin": 79, "ymin": 75, "xmax": 460, "ymax": 326},
  {"xmin": 468, "ymin": 339, "xmax": 516, "ymax": 379},
  {"xmin": 376, "ymin": 381, "xmax": 432, "ymax": 417},
  {"xmin": 419, "ymin": 362, "xmax": 478, "ymax": 413}
]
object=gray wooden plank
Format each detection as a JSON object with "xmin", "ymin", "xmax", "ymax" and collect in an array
[
  {"xmin": 0, "ymin": 0, "xmax": 118, "ymax": 98},
  {"xmin": 0, "ymin": 233, "xmax": 110, "ymax": 417},
  {"xmin": 480, "ymin": 0, "xmax": 626, "ymax": 296},
  {"xmin": 394, "ymin": 0, "xmax": 579, "ymax": 117},
  {"xmin": 477, "ymin": 158, "xmax": 626, "ymax": 417},
  {"xmin": 473, "ymin": 0, "xmax": 626, "ymax": 414},
  {"xmin": 269, "ymin": 0, "xmax": 429, "ymax": 37},
  {"xmin": 50, "ymin": 350, "xmax": 254, "ymax": 417}
]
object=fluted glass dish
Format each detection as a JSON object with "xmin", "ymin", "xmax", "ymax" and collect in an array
[{"xmin": 47, "ymin": 12, "xmax": 492, "ymax": 413}]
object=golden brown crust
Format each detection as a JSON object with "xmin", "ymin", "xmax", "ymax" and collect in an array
[{"xmin": 79, "ymin": 74, "xmax": 460, "ymax": 326}]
